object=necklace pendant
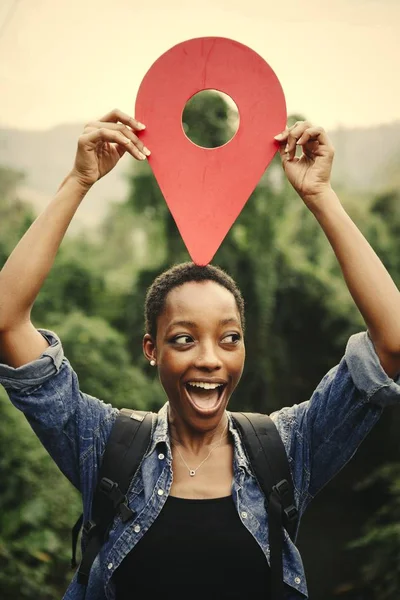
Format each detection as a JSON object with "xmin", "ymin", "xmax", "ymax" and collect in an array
[{"xmin": 189, "ymin": 470, "xmax": 196, "ymax": 477}]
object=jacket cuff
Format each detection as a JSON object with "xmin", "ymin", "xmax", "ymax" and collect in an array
[
  {"xmin": 0, "ymin": 329, "xmax": 64, "ymax": 391},
  {"xmin": 345, "ymin": 331, "xmax": 400, "ymax": 406}
]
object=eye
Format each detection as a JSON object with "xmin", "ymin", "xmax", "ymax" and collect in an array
[
  {"xmin": 222, "ymin": 333, "xmax": 241, "ymax": 344},
  {"xmin": 171, "ymin": 334, "xmax": 194, "ymax": 345}
]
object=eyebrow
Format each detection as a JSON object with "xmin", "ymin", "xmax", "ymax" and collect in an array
[
  {"xmin": 167, "ymin": 320, "xmax": 197, "ymax": 332},
  {"xmin": 166, "ymin": 317, "xmax": 240, "ymax": 333}
]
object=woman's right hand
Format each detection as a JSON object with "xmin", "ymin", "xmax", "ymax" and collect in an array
[{"xmin": 69, "ymin": 108, "xmax": 151, "ymax": 189}]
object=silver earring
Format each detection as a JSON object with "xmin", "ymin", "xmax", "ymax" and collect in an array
[{"xmin": 150, "ymin": 360, "xmax": 156, "ymax": 367}]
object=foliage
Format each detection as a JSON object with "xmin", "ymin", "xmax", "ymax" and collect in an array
[
  {"xmin": 182, "ymin": 90, "xmax": 237, "ymax": 148},
  {"xmin": 342, "ymin": 184, "xmax": 400, "ymax": 599},
  {"xmin": 0, "ymin": 388, "xmax": 80, "ymax": 599},
  {"xmin": 47, "ymin": 311, "xmax": 165, "ymax": 411},
  {"xmin": 349, "ymin": 464, "xmax": 400, "ymax": 599},
  {"xmin": 0, "ymin": 166, "xmax": 35, "ymax": 266}
]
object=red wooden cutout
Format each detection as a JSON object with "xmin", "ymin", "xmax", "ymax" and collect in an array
[{"xmin": 135, "ymin": 37, "xmax": 286, "ymax": 265}]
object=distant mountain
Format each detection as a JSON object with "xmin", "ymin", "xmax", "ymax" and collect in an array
[
  {"xmin": 1, "ymin": 121, "xmax": 399, "ymax": 231},
  {"xmin": 329, "ymin": 121, "xmax": 400, "ymax": 191}
]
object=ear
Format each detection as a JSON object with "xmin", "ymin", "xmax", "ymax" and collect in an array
[{"xmin": 143, "ymin": 333, "xmax": 157, "ymax": 363}]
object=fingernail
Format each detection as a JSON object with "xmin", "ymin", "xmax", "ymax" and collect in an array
[
  {"xmin": 296, "ymin": 139, "xmax": 303, "ymax": 145},
  {"xmin": 139, "ymin": 152, "xmax": 147, "ymax": 160},
  {"xmin": 284, "ymin": 144, "xmax": 289, "ymax": 153},
  {"xmin": 123, "ymin": 137, "xmax": 131, "ymax": 144},
  {"xmin": 143, "ymin": 147, "xmax": 151, "ymax": 156},
  {"xmin": 274, "ymin": 134, "xmax": 283, "ymax": 140},
  {"xmin": 137, "ymin": 122, "xmax": 146, "ymax": 130}
]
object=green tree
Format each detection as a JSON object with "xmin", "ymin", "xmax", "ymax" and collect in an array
[
  {"xmin": 345, "ymin": 181, "xmax": 400, "ymax": 600},
  {"xmin": 349, "ymin": 463, "xmax": 400, "ymax": 599},
  {"xmin": 0, "ymin": 166, "xmax": 35, "ymax": 265},
  {"xmin": 0, "ymin": 388, "xmax": 81, "ymax": 599},
  {"xmin": 51, "ymin": 311, "xmax": 165, "ymax": 410}
]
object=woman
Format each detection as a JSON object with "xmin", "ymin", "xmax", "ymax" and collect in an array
[{"xmin": 0, "ymin": 108, "xmax": 400, "ymax": 600}]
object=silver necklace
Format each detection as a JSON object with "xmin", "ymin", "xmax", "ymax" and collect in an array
[{"xmin": 172, "ymin": 420, "xmax": 228, "ymax": 477}]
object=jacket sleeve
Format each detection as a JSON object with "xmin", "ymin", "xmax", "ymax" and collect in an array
[
  {"xmin": 271, "ymin": 331, "xmax": 400, "ymax": 514},
  {"xmin": 0, "ymin": 329, "xmax": 118, "ymax": 493}
]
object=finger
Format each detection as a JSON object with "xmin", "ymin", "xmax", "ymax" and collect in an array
[
  {"xmin": 85, "ymin": 121, "xmax": 151, "ymax": 156},
  {"xmin": 296, "ymin": 128, "xmax": 322, "ymax": 160},
  {"xmin": 274, "ymin": 128, "xmax": 290, "ymax": 163},
  {"xmin": 277, "ymin": 140, "xmax": 297, "ymax": 167},
  {"xmin": 296, "ymin": 127, "xmax": 333, "ymax": 153},
  {"xmin": 298, "ymin": 129, "xmax": 334, "ymax": 161},
  {"xmin": 80, "ymin": 128, "xmax": 147, "ymax": 160},
  {"xmin": 277, "ymin": 150, "xmax": 301, "ymax": 172},
  {"xmin": 274, "ymin": 127, "xmax": 289, "ymax": 142},
  {"xmin": 116, "ymin": 144, "xmax": 129, "ymax": 159},
  {"xmin": 285, "ymin": 121, "xmax": 313, "ymax": 161},
  {"xmin": 97, "ymin": 108, "xmax": 146, "ymax": 131}
]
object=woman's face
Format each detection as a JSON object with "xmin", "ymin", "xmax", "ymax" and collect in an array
[{"xmin": 144, "ymin": 280, "xmax": 245, "ymax": 432}]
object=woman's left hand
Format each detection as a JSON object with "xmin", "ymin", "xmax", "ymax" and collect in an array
[{"xmin": 274, "ymin": 121, "xmax": 335, "ymax": 209}]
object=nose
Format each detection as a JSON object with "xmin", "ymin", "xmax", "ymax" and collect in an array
[{"xmin": 193, "ymin": 342, "xmax": 222, "ymax": 371}]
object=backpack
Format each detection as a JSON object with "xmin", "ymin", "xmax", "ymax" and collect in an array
[{"xmin": 71, "ymin": 409, "xmax": 298, "ymax": 600}]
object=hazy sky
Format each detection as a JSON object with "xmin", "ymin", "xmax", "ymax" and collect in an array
[{"xmin": 1, "ymin": 0, "xmax": 399, "ymax": 132}]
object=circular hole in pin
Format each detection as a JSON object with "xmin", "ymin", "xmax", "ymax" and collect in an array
[{"xmin": 182, "ymin": 89, "xmax": 239, "ymax": 149}]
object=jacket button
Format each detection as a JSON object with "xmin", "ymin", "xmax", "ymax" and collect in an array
[
  {"xmin": 294, "ymin": 577, "xmax": 301, "ymax": 584},
  {"xmin": 158, "ymin": 489, "xmax": 164, "ymax": 496},
  {"xmin": 158, "ymin": 453, "xmax": 165, "ymax": 460},
  {"xmin": 107, "ymin": 563, "xmax": 113, "ymax": 570},
  {"xmin": 241, "ymin": 511, "xmax": 248, "ymax": 519},
  {"xmin": 134, "ymin": 525, "xmax": 141, "ymax": 533}
]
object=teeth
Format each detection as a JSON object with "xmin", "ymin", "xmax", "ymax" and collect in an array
[{"xmin": 187, "ymin": 382, "xmax": 224, "ymax": 390}]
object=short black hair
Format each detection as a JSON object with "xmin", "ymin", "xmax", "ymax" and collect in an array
[{"xmin": 144, "ymin": 262, "xmax": 245, "ymax": 338}]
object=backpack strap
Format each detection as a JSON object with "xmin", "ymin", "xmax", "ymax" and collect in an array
[
  {"xmin": 231, "ymin": 412, "xmax": 298, "ymax": 600},
  {"xmin": 74, "ymin": 409, "xmax": 154, "ymax": 586}
]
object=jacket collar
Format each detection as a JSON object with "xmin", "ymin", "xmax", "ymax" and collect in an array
[
  {"xmin": 146, "ymin": 402, "xmax": 252, "ymax": 476},
  {"xmin": 227, "ymin": 412, "xmax": 253, "ymax": 476},
  {"xmin": 145, "ymin": 402, "xmax": 170, "ymax": 456}
]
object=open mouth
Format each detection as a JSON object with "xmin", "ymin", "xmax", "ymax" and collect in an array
[{"xmin": 184, "ymin": 381, "xmax": 227, "ymax": 415}]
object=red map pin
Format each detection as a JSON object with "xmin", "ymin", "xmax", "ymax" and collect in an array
[{"xmin": 135, "ymin": 37, "xmax": 286, "ymax": 266}]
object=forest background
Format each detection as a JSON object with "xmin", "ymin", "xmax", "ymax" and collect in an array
[{"xmin": 1, "ymin": 92, "xmax": 400, "ymax": 599}]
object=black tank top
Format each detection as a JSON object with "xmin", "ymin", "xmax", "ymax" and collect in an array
[{"xmin": 114, "ymin": 495, "xmax": 271, "ymax": 599}]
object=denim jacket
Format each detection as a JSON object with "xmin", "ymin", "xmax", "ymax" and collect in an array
[{"xmin": 1, "ymin": 329, "xmax": 400, "ymax": 599}]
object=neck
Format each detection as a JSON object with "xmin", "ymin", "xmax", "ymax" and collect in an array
[{"xmin": 168, "ymin": 408, "xmax": 229, "ymax": 455}]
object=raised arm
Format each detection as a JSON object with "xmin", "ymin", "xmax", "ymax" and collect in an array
[
  {"xmin": 0, "ymin": 109, "xmax": 150, "ymax": 367},
  {"xmin": 274, "ymin": 122, "xmax": 400, "ymax": 378}
]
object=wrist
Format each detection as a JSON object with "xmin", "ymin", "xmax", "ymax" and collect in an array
[
  {"xmin": 61, "ymin": 171, "xmax": 93, "ymax": 196},
  {"xmin": 301, "ymin": 186, "xmax": 342, "ymax": 217}
]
